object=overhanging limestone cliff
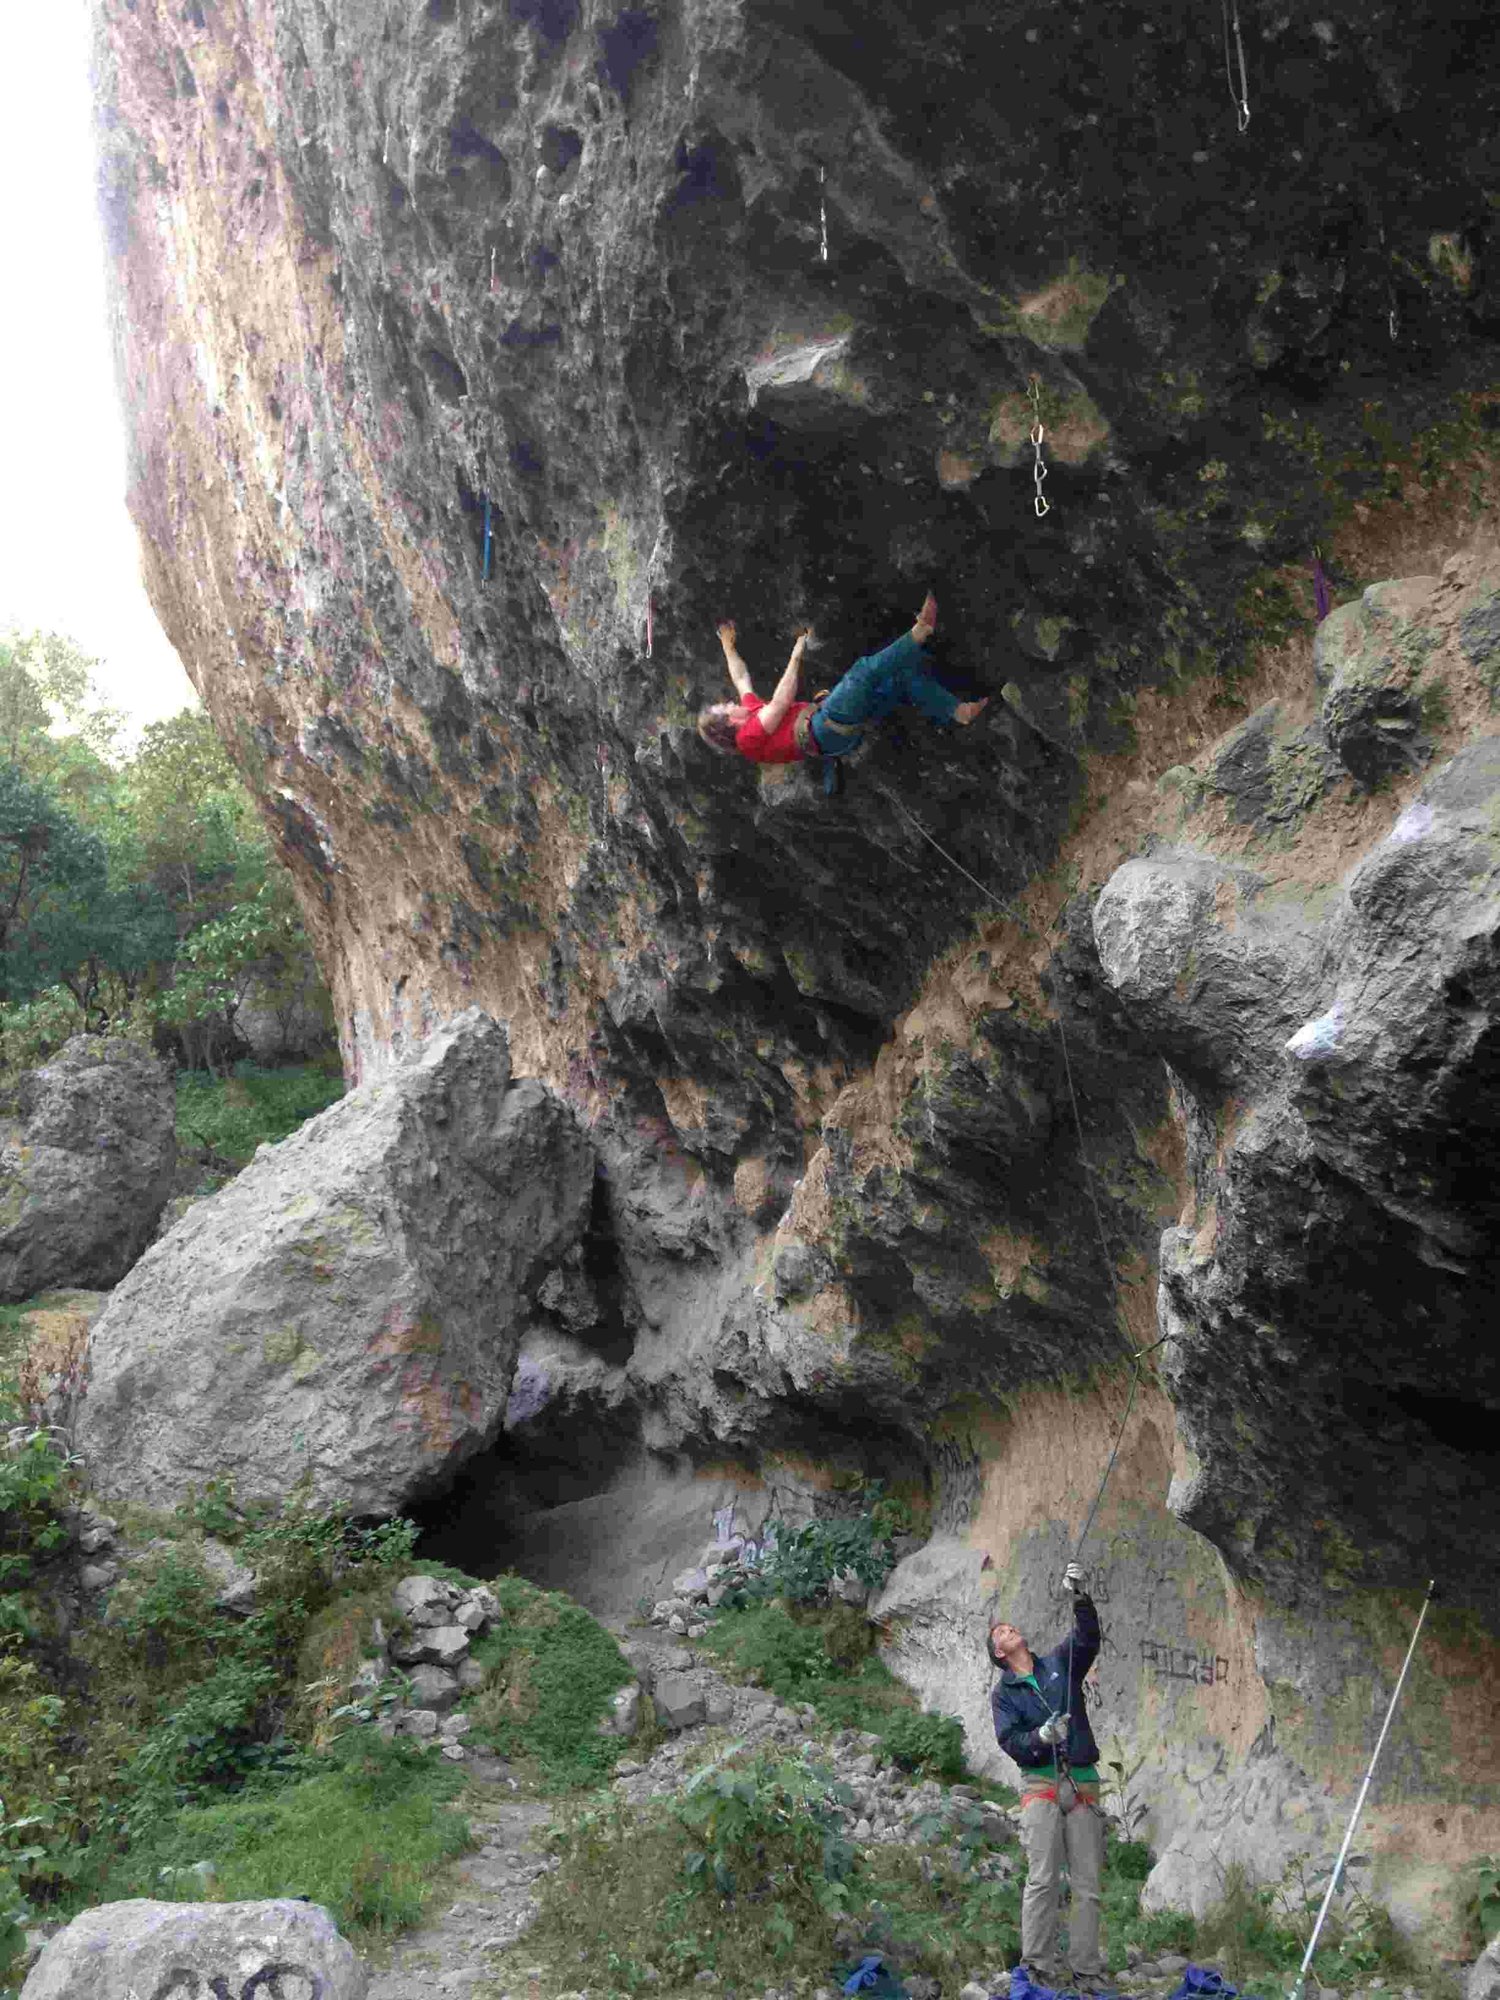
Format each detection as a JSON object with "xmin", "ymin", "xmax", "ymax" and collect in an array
[{"xmin": 92, "ymin": 0, "xmax": 1500, "ymax": 1942}]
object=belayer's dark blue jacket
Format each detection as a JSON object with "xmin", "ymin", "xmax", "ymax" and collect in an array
[{"xmin": 990, "ymin": 1594, "xmax": 1102, "ymax": 1773}]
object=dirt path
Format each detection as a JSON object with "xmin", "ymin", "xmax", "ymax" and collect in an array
[
  {"xmin": 358, "ymin": 1619, "xmax": 787, "ymax": 1998},
  {"xmin": 361, "ymin": 1782, "xmax": 556, "ymax": 1999}
]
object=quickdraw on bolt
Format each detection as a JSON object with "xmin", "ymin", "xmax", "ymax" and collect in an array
[
  {"xmin": 1029, "ymin": 376, "xmax": 1051, "ymax": 518},
  {"xmin": 1221, "ymin": 0, "xmax": 1251, "ymax": 131}
]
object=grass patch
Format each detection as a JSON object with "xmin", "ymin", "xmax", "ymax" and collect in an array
[
  {"xmin": 175, "ymin": 1059, "xmax": 345, "ymax": 1167},
  {"xmin": 697, "ymin": 1604, "xmax": 974, "ymax": 1782},
  {"xmin": 85, "ymin": 1731, "xmax": 471, "ymax": 1937},
  {"xmin": 460, "ymin": 1573, "xmax": 633, "ymax": 1791}
]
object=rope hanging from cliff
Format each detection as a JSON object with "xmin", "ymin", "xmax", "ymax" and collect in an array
[
  {"xmin": 1286, "ymin": 1578, "xmax": 1436, "ymax": 2000},
  {"xmin": 889, "ymin": 793, "xmax": 1166, "ymax": 1394}
]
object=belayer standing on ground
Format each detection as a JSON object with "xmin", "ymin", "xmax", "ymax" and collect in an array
[
  {"xmin": 989, "ymin": 1561, "xmax": 1108, "ymax": 1995},
  {"xmin": 696, "ymin": 593, "xmax": 988, "ymax": 790}
]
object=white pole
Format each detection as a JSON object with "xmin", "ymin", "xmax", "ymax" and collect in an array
[{"xmin": 1286, "ymin": 1579, "xmax": 1436, "ymax": 2000}]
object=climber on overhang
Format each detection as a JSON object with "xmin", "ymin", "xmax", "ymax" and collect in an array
[{"xmin": 696, "ymin": 593, "xmax": 988, "ymax": 792}]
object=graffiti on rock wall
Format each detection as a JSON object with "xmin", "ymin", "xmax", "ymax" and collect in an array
[
  {"xmin": 1140, "ymin": 1637, "xmax": 1231, "ymax": 1685},
  {"xmin": 150, "ymin": 1967, "xmax": 325, "ymax": 2000}
]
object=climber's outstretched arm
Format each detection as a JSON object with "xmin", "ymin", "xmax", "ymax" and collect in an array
[
  {"xmin": 718, "ymin": 622, "xmax": 755, "ymax": 698},
  {"xmin": 757, "ymin": 631, "xmax": 810, "ymax": 735}
]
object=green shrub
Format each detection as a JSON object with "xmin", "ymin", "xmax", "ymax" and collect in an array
[
  {"xmin": 462, "ymin": 1574, "xmax": 632, "ymax": 1790},
  {"xmin": 0, "ymin": 1396, "xmax": 77, "ymax": 1628},
  {"xmin": 1468, "ymin": 1854, "xmax": 1500, "ymax": 1948},
  {"xmin": 1111, "ymin": 1837, "xmax": 1154, "ymax": 1881},
  {"xmin": 699, "ymin": 1605, "xmax": 970, "ymax": 1776},
  {"xmin": 175, "ymin": 1060, "xmax": 344, "ymax": 1168},
  {"xmin": 119, "ymin": 1658, "xmax": 296, "ymax": 1833},
  {"xmin": 89, "ymin": 1732, "xmax": 470, "ymax": 1937},
  {"xmin": 675, "ymin": 1749, "xmax": 857, "ymax": 1911},
  {"xmin": 880, "ymin": 1709, "xmax": 968, "ymax": 1782},
  {"xmin": 724, "ymin": 1483, "xmax": 909, "ymax": 1609},
  {"xmin": 699, "ymin": 1603, "xmax": 835, "ymax": 1702}
]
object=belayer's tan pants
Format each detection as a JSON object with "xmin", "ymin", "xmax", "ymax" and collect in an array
[{"xmin": 1018, "ymin": 1794, "xmax": 1106, "ymax": 1981}]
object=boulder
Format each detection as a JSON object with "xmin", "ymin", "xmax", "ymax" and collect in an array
[
  {"xmin": 1317, "ymin": 578, "xmax": 1440, "ymax": 786},
  {"xmin": 411, "ymin": 1625, "xmax": 471, "ymax": 1667},
  {"xmin": 75, "ymin": 1012, "xmax": 594, "ymax": 1515},
  {"xmin": 19, "ymin": 1896, "xmax": 365, "ymax": 1999},
  {"xmin": 198, "ymin": 1536, "xmax": 258, "ymax": 1615},
  {"xmin": 598, "ymin": 1681, "xmax": 642, "ymax": 1737},
  {"xmin": 653, "ymin": 1674, "xmax": 707, "ymax": 1731},
  {"xmin": 1470, "ymin": 1939, "xmax": 1500, "ymax": 2000},
  {"xmin": 0, "ymin": 1038, "xmax": 175, "ymax": 1302},
  {"xmin": 405, "ymin": 1664, "xmax": 460, "ymax": 1711},
  {"xmin": 392, "ymin": 1575, "xmax": 453, "ymax": 1619}
]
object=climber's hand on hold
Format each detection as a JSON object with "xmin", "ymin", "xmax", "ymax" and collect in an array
[
  {"xmin": 1038, "ymin": 1713, "xmax": 1069, "ymax": 1747},
  {"xmin": 955, "ymin": 698, "xmax": 990, "ymax": 726},
  {"xmin": 1062, "ymin": 1561, "xmax": 1085, "ymax": 1594}
]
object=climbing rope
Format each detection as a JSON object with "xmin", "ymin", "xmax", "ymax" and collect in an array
[
  {"xmin": 893, "ymin": 787, "xmax": 1170, "ymax": 1766},
  {"xmin": 1286, "ymin": 1580, "xmax": 1436, "ymax": 2000},
  {"xmin": 819, "ymin": 167, "xmax": 829, "ymax": 263},
  {"xmin": 482, "ymin": 495, "xmax": 493, "ymax": 583},
  {"xmin": 1028, "ymin": 377, "xmax": 1051, "ymax": 518},
  {"xmin": 1221, "ymin": 0, "xmax": 1251, "ymax": 131}
]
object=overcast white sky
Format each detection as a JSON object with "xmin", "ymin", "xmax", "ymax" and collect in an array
[{"xmin": 0, "ymin": 3, "xmax": 196, "ymax": 736}]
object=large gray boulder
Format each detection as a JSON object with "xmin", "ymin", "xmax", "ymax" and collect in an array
[
  {"xmin": 0, "ymin": 1037, "xmax": 175, "ymax": 1301},
  {"xmin": 76, "ymin": 1010, "xmax": 593, "ymax": 1515},
  {"xmin": 20, "ymin": 1896, "xmax": 365, "ymax": 1998}
]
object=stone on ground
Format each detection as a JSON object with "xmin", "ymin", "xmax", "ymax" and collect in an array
[
  {"xmin": 0, "ymin": 1037, "xmax": 175, "ymax": 1302},
  {"xmin": 75, "ymin": 1010, "xmax": 593, "ymax": 1514},
  {"xmin": 20, "ymin": 1897, "xmax": 365, "ymax": 1998},
  {"xmin": 1469, "ymin": 1936, "xmax": 1500, "ymax": 2000}
]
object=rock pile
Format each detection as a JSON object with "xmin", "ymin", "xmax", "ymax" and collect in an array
[
  {"xmin": 644, "ymin": 1538, "xmax": 875, "ymax": 1641},
  {"xmin": 359, "ymin": 1574, "xmax": 504, "ymax": 1758}
]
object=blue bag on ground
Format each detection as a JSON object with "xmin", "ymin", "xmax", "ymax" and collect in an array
[
  {"xmin": 840, "ymin": 1953, "xmax": 908, "ymax": 1998},
  {"xmin": 1168, "ymin": 1970, "xmax": 1247, "ymax": 2000}
]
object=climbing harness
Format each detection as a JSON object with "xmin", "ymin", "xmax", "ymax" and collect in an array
[
  {"xmin": 1286, "ymin": 1578, "xmax": 1436, "ymax": 2000},
  {"xmin": 1028, "ymin": 377, "xmax": 1051, "ymax": 518},
  {"xmin": 819, "ymin": 167, "xmax": 829, "ymax": 263},
  {"xmin": 1221, "ymin": 0, "xmax": 1251, "ymax": 131},
  {"xmin": 482, "ymin": 495, "xmax": 493, "ymax": 583}
]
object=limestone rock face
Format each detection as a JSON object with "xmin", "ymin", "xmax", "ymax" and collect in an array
[
  {"xmin": 20, "ymin": 1897, "xmax": 365, "ymax": 2000},
  {"xmin": 76, "ymin": 1011, "xmax": 593, "ymax": 1514},
  {"xmin": 1098, "ymin": 724, "xmax": 1500, "ymax": 1608},
  {"xmin": 0, "ymin": 1038, "xmax": 175, "ymax": 1301}
]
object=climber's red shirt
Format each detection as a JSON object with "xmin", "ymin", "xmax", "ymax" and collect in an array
[{"xmin": 734, "ymin": 692, "xmax": 813, "ymax": 764}]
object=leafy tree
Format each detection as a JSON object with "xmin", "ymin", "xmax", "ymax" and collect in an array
[
  {"xmin": 0, "ymin": 632, "xmax": 123, "ymax": 828},
  {"xmin": 0, "ymin": 767, "xmax": 111, "ymax": 1008},
  {"xmin": 124, "ymin": 710, "xmax": 267, "ymax": 921}
]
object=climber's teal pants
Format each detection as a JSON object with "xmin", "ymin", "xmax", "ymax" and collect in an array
[{"xmin": 810, "ymin": 631, "xmax": 960, "ymax": 756}]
